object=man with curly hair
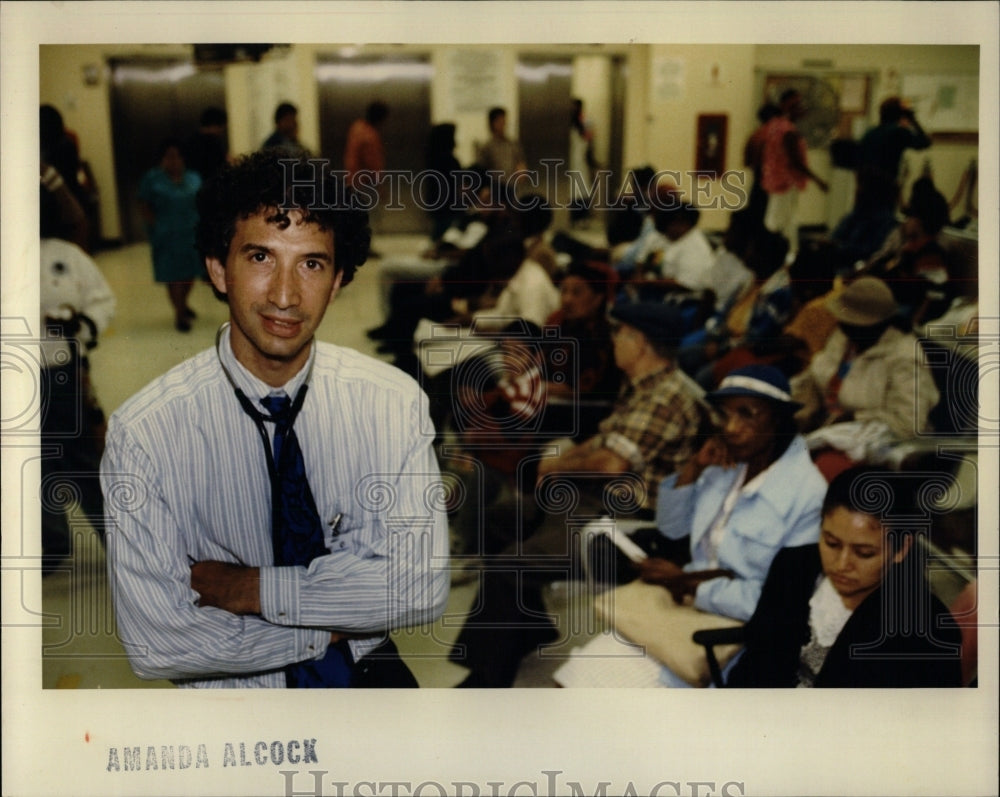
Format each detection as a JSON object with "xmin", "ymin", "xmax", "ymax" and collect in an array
[{"xmin": 101, "ymin": 151, "xmax": 449, "ymax": 688}]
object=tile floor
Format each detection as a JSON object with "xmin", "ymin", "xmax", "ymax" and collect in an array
[{"xmin": 41, "ymin": 232, "xmax": 601, "ymax": 690}]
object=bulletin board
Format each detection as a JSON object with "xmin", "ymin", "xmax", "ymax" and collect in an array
[{"xmin": 901, "ymin": 73, "xmax": 979, "ymax": 141}]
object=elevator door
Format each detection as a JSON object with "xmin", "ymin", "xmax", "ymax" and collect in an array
[
  {"xmin": 608, "ymin": 55, "xmax": 627, "ymax": 195},
  {"xmin": 517, "ymin": 56, "xmax": 573, "ymax": 207},
  {"xmin": 316, "ymin": 55, "xmax": 433, "ymax": 235},
  {"xmin": 109, "ymin": 58, "xmax": 226, "ymax": 243}
]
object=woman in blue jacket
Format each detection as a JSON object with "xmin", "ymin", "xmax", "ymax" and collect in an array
[
  {"xmin": 616, "ymin": 365, "xmax": 825, "ymax": 686},
  {"xmin": 639, "ymin": 365, "xmax": 827, "ymax": 621}
]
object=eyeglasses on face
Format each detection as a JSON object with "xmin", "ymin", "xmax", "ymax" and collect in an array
[{"xmin": 715, "ymin": 403, "xmax": 768, "ymax": 426}]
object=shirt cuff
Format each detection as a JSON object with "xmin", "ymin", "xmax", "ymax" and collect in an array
[
  {"xmin": 602, "ymin": 432, "xmax": 644, "ymax": 471},
  {"xmin": 259, "ymin": 565, "xmax": 305, "ymax": 626},
  {"xmin": 692, "ymin": 579, "xmax": 713, "ymax": 613},
  {"xmin": 299, "ymin": 628, "xmax": 331, "ymax": 663}
]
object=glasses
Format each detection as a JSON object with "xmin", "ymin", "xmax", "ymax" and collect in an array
[{"xmin": 716, "ymin": 404, "xmax": 768, "ymax": 427}]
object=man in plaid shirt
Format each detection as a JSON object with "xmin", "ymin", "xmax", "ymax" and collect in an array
[
  {"xmin": 536, "ymin": 301, "xmax": 705, "ymax": 511},
  {"xmin": 451, "ymin": 302, "xmax": 705, "ymax": 687}
]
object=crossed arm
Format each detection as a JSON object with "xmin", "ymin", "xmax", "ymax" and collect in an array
[{"xmin": 103, "ymin": 417, "xmax": 449, "ymax": 681}]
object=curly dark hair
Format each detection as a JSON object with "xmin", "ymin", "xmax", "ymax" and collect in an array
[{"xmin": 196, "ymin": 151, "xmax": 371, "ymax": 291}]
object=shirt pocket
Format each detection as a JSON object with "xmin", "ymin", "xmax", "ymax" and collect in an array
[
  {"xmin": 720, "ymin": 514, "xmax": 783, "ymax": 578},
  {"xmin": 319, "ymin": 504, "xmax": 351, "ymax": 553}
]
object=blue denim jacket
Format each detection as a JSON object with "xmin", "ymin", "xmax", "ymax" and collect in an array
[{"xmin": 656, "ymin": 435, "xmax": 825, "ymax": 621}]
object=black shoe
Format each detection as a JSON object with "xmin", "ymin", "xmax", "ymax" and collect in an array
[
  {"xmin": 182, "ymin": 307, "xmax": 197, "ymax": 320},
  {"xmin": 175, "ymin": 318, "xmax": 192, "ymax": 332},
  {"xmin": 366, "ymin": 324, "xmax": 393, "ymax": 341}
]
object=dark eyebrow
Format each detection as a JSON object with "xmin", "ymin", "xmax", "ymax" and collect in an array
[
  {"xmin": 237, "ymin": 243, "xmax": 333, "ymax": 263},
  {"xmin": 238, "ymin": 242, "xmax": 274, "ymax": 256},
  {"xmin": 301, "ymin": 252, "xmax": 334, "ymax": 263}
]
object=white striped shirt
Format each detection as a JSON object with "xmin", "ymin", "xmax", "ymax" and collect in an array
[{"xmin": 101, "ymin": 326, "xmax": 450, "ymax": 687}]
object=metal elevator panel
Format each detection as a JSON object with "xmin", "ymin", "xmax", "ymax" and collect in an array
[
  {"xmin": 316, "ymin": 55, "xmax": 433, "ymax": 235},
  {"xmin": 608, "ymin": 55, "xmax": 627, "ymax": 194},
  {"xmin": 518, "ymin": 54, "xmax": 628, "ymax": 217},
  {"xmin": 517, "ymin": 56, "xmax": 574, "ymax": 207},
  {"xmin": 109, "ymin": 58, "xmax": 226, "ymax": 243}
]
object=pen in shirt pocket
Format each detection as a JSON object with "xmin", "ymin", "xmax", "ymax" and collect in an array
[{"xmin": 329, "ymin": 513, "xmax": 343, "ymax": 538}]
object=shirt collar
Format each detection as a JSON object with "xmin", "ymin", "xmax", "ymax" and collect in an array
[
  {"xmin": 216, "ymin": 322, "xmax": 314, "ymax": 402},
  {"xmin": 629, "ymin": 363, "xmax": 674, "ymax": 391},
  {"xmin": 743, "ymin": 435, "xmax": 814, "ymax": 514}
]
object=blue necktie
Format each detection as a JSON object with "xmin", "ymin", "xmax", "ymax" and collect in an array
[{"xmin": 253, "ymin": 389, "xmax": 353, "ymax": 688}]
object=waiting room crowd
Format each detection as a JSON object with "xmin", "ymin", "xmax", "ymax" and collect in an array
[
  {"xmin": 39, "ymin": 91, "xmax": 979, "ymax": 688},
  {"xmin": 362, "ymin": 95, "xmax": 978, "ymax": 688}
]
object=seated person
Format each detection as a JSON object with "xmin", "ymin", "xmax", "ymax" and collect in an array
[
  {"xmin": 827, "ymin": 173, "xmax": 900, "ymax": 268},
  {"xmin": 725, "ymin": 465, "xmax": 963, "ymax": 687},
  {"xmin": 676, "ymin": 227, "xmax": 789, "ymax": 386},
  {"xmin": 609, "ymin": 167, "xmax": 669, "ymax": 278},
  {"xmin": 590, "ymin": 365, "xmax": 826, "ymax": 688},
  {"xmin": 862, "ymin": 182, "xmax": 953, "ymax": 326},
  {"xmin": 714, "ymin": 228, "xmax": 791, "ymax": 345},
  {"xmin": 463, "ymin": 202, "xmax": 559, "ymax": 331},
  {"xmin": 791, "ymin": 276, "xmax": 939, "ymax": 479},
  {"xmin": 381, "ymin": 200, "xmax": 557, "ymax": 361},
  {"xmin": 703, "ymin": 212, "xmax": 757, "ymax": 315},
  {"xmin": 540, "ymin": 260, "xmax": 623, "ymax": 434},
  {"xmin": 40, "ymin": 237, "xmax": 116, "ymax": 572},
  {"xmin": 368, "ymin": 172, "xmax": 506, "ymax": 338},
  {"xmin": 444, "ymin": 263, "xmax": 623, "ymax": 556},
  {"xmin": 705, "ymin": 239, "xmax": 839, "ymax": 386},
  {"xmin": 858, "ymin": 177, "xmax": 948, "ymax": 272},
  {"xmin": 633, "ymin": 198, "xmax": 715, "ymax": 301},
  {"xmin": 370, "ymin": 211, "xmax": 491, "ymax": 325},
  {"xmin": 440, "ymin": 259, "xmax": 620, "ymax": 439},
  {"xmin": 450, "ymin": 302, "xmax": 705, "ymax": 687},
  {"xmin": 444, "ymin": 321, "xmax": 552, "ymax": 559}
]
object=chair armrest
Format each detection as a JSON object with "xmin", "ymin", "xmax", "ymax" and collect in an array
[
  {"xmin": 692, "ymin": 626, "xmax": 746, "ymax": 647},
  {"xmin": 692, "ymin": 626, "xmax": 747, "ymax": 688}
]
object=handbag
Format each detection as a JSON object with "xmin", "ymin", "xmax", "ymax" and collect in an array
[{"xmin": 594, "ymin": 579, "xmax": 743, "ymax": 687}]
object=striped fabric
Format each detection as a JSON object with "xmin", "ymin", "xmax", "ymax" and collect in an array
[{"xmin": 101, "ymin": 326, "xmax": 450, "ymax": 687}]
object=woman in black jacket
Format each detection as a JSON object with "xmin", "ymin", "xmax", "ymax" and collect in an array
[{"xmin": 726, "ymin": 465, "xmax": 963, "ymax": 688}]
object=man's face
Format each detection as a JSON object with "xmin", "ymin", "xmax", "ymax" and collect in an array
[
  {"xmin": 610, "ymin": 321, "xmax": 644, "ymax": 373},
  {"xmin": 279, "ymin": 113, "xmax": 299, "ymax": 139},
  {"xmin": 559, "ymin": 275, "xmax": 605, "ymax": 322},
  {"xmin": 491, "ymin": 113, "xmax": 507, "ymax": 137},
  {"xmin": 207, "ymin": 210, "xmax": 341, "ymax": 387}
]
